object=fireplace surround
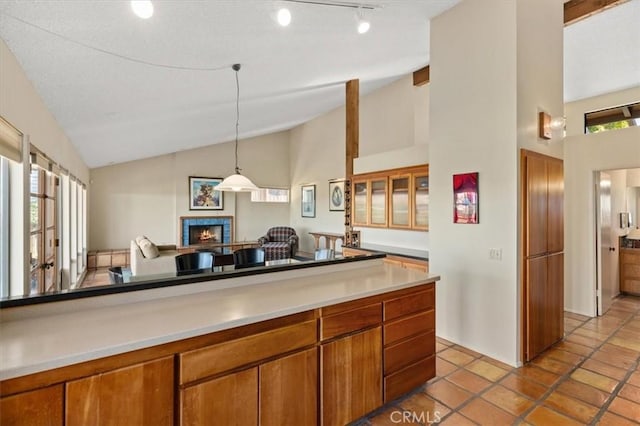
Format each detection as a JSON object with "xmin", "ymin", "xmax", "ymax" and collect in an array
[{"xmin": 180, "ymin": 216, "xmax": 233, "ymax": 247}]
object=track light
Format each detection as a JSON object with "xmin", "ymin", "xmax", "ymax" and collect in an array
[
  {"xmin": 356, "ymin": 8, "xmax": 369, "ymax": 34},
  {"xmin": 131, "ymin": 1, "xmax": 153, "ymax": 19},
  {"xmin": 277, "ymin": 8, "xmax": 292, "ymax": 26}
]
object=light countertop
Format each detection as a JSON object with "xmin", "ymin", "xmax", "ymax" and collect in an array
[{"xmin": 0, "ymin": 259, "xmax": 439, "ymax": 381}]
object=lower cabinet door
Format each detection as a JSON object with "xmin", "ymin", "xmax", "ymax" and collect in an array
[
  {"xmin": 321, "ymin": 326, "xmax": 382, "ymax": 426},
  {"xmin": 1, "ymin": 385, "xmax": 63, "ymax": 426},
  {"xmin": 65, "ymin": 356, "xmax": 174, "ymax": 426},
  {"xmin": 180, "ymin": 368, "xmax": 258, "ymax": 426},
  {"xmin": 259, "ymin": 348, "xmax": 317, "ymax": 426}
]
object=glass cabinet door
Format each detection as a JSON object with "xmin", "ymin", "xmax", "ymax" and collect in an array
[
  {"xmin": 370, "ymin": 179, "xmax": 388, "ymax": 226},
  {"xmin": 413, "ymin": 174, "xmax": 429, "ymax": 230},
  {"xmin": 352, "ymin": 180, "xmax": 368, "ymax": 225},
  {"xmin": 390, "ymin": 175, "xmax": 410, "ymax": 228}
]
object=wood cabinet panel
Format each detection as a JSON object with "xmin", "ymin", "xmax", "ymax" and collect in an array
[
  {"xmin": 384, "ymin": 310, "xmax": 434, "ymax": 346},
  {"xmin": 0, "ymin": 385, "xmax": 63, "ymax": 426},
  {"xmin": 320, "ymin": 303, "xmax": 381, "ymax": 341},
  {"xmin": 66, "ymin": 356, "xmax": 173, "ymax": 426},
  {"xmin": 259, "ymin": 348, "xmax": 317, "ymax": 426},
  {"xmin": 389, "ymin": 174, "xmax": 411, "ymax": 229},
  {"xmin": 547, "ymin": 159, "xmax": 564, "ymax": 253},
  {"xmin": 384, "ymin": 287, "xmax": 434, "ymax": 321},
  {"xmin": 384, "ymin": 331, "xmax": 435, "ymax": 374},
  {"xmin": 384, "ymin": 356, "xmax": 435, "ymax": 403},
  {"xmin": 526, "ymin": 155, "xmax": 548, "ymax": 257},
  {"xmin": 548, "ymin": 253, "xmax": 564, "ymax": 346},
  {"xmin": 180, "ymin": 368, "xmax": 258, "ymax": 426},
  {"xmin": 620, "ymin": 248, "xmax": 640, "ymax": 295},
  {"xmin": 179, "ymin": 320, "xmax": 316, "ymax": 384},
  {"xmin": 321, "ymin": 327, "xmax": 382, "ymax": 426}
]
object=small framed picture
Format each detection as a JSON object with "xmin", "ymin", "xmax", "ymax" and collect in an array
[
  {"xmin": 453, "ymin": 172, "xmax": 479, "ymax": 224},
  {"xmin": 329, "ymin": 180, "xmax": 345, "ymax": 211},
  {"xmin": 301, "ymin": 184, "xmax": 316, "ymax": 217},
  {"xmin": 189, "ymin": 176, "xmax": 223, "ymax": 210}
]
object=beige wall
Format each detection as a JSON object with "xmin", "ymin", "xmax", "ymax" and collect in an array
[
  {"xmin": 0, "ymin": 39, "xmax": 89, "ymax": 182},
  {"xmin": 89, "ymin": 132, "xmax": 290, "ymax": 250}
]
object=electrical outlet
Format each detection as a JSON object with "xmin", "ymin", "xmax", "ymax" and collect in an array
[{"xmin": 489, "ymin": 248, "xmax": 503, "ymax": 260}]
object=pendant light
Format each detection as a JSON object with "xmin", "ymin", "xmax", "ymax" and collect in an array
[{"xmin": 216, "ymin": 64, "xmax": 260, "ymax": 192}]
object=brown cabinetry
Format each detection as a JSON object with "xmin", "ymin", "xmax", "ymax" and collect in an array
[
  {"xmin": 351, "ymin": 165, "xmax": 428, "ymax": 231},
  {"xmin": 620, "ymin": 247, "xmax": 640, "ymax": 295},
  {"xmin": 342, "ymin": 247, "xmax": 428, "ymax": 272},
  {"xmin": 0, "ymin": 385, "xmax": 63, "ymax": 426}
]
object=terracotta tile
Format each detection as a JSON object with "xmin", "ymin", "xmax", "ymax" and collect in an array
[
  {"xmin": 565, "ymin": 333, "xmax": 602, "ymax": 348},
  {"xmin": 438, "ymin": 348, "xmax": 475, "ymax": 367},
  {"xmin": 438, "ymin": 412, "xmax": 477, "ymax": 426},
  {"xmin": 500, "ymin": 374, "xmax": 548, "ymax": 400},
  {"xmin": 436, "ymin": 337, "xmax": 454, "ymax": 346},
  {"xmin": 531, "ymin": 356, "xmax": 574, "ymax": 375},
  {"xmin": 570, "ymin": 368, "xmax": 619, "ymax": 393},
  {"xmin": 436, "ymin": 357, "xmax": 458, "ymax": 377},
  {"xmin": 572, "ymin": 327, "xmax": 610, "ymax": 340},
  {"xmin": 525, "ymin": 406, "xmax": 583, "ymax": 426},
  {"xmin": 556, "ymin": 378, "xmax": 611, "ymax": 408},
  {"xmin": 424, "ymin": 378, "xmax": 473, "ymax": 409},
  {"xmin": 553, "ymin": 341, "xmax": 594, "ymax": 357},
  {"xmin": 581, "ymin": 358, "xmax": 628, "ymax": 380},
  {"xmin": 479, "ymin": 356, "xmax": 514, "ymax": 371},
  {"xmin": 564, "ymin": 317, "xmax": 583, "ymax": 329},
  {"xmin": 600, "ymin": 342, "xmax": 640, "ymax": 358},
  {"xmin": 619, "ymin": 383, "xmax": 640, "ymax": 404},
  {"xmin": 614, "ymin": 329, "xmax": 640, "ymax": 341},
  {"xmin": 436, "ymin": 342, "xmax": 448, "ymax": 353},
  {"xmin": 399, "ymin": 392, "xmax": 451, "ymax": 422},
  {"xmin": 459, "ymin": 398, "xmax": 516, "ymax": 426},
  {"xmin": 609, "ymin": 336, "xmax": 640, "ymax": 352},
  {"xmin": 465, "ymin": 359, "xmax": 509, "ymax": 382},
  {"xmin": 368, "ymin": 408, "xmax": 419, "ymax": 425},
  {"xmin": 451, "ymin": 345, "xmax": 482, "ymax": 358},
  {"xmin": 597, "ymin": 412, "xmax": 640, "ymax": 426},
  {"xmin": 591, "ymin": 350, "xmax": 638, "ymax": 370},
  {"xmin": 565, "ymin": 312, "xmax": 591, "ymax": 322},
  {"xmin": 609, "ymin": 397, "xmax": 640, "ymax": 423},
  {"xmin": 628, "ymin": 371, "xmax": 640, "ymax": 387},
  {"xmin": 445, "ymin": 369, "xmax": 491, "ymax": 393},
  {"xmin": 542, "ymin": 391, "xmax": 599, "ymax": 424},
  {"xmin": 543, "ymin": 348, "xmax": 584, "ymax": 365},
  {"xmin": 481, "ymin": 385, "xmax": 534, "ymax": 416},
  {"xmin": 514, "ymin": 365, "xmax": 561, "ymax": 387}
]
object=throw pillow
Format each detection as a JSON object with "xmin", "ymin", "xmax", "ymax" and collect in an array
[{"xmin": 138, "ymin": 238, "xmax": 160, "ymax": 259}]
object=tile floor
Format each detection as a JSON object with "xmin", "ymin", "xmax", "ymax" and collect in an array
[{"xmin": 359, "ymin": 295, "xmax": 640, "ymax": 425}]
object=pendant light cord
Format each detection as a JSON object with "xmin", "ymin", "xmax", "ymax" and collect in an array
[{"xmin": 234, "ymin": 65, "xmax": 241, "ymax": 174}]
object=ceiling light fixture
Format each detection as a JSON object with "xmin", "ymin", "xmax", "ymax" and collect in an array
[
  {"xmin": 277, "ymin": 8, "xmax": 292, "ymax": 26},
  {"xmin": 356, "ymin": 9, "xmax": 370, "ymax": 34},
  {"xmin": 131, "ymin": 0, "xmax": 154, "ymax": 19},
  {"xmin": 216, "ymin": 64, "xmax": 260, "ymax": 192}
]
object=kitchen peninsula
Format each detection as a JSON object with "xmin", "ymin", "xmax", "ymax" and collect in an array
[{"xmin": 0, "ymin": 257, "xmax": 439, "ymax": 425}]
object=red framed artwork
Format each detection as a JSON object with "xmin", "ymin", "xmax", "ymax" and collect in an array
[{"xmin": 453, "ymin": 172, "xmax": 479, "ymax": 224}]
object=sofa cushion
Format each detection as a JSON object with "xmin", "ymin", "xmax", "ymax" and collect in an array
[{"xmin": 138, "ymin": 238, "xmax": 159, "ymax": 259}]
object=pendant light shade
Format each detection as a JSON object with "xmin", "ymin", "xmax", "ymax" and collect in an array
[{"xmin": 217, "ymin": 64, "xmax": 259, "ymax": 192}]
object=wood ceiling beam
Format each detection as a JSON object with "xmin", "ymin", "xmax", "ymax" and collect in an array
[
  {"xmin": 564, "ymin": 0, "xmax": 629, "ymax": 26},
  {"xmin": 345, "ymin": 79, "xmax": 359, "ymax": 178},
  {"xmin": 412, "ymin": 66, "xmax": 430, "ymax": 87}
]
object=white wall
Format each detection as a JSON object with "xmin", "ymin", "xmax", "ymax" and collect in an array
[
  {"xmin": 429, "ymin": 0, "xmax": 563, "ymax": 366},
  {"xmin": 89, "ymin": 132, "xmax": 290, "ymax": 250},
  {"xmin": 564, "ymin": 86, "xmax": 640, "ymax": 316}
]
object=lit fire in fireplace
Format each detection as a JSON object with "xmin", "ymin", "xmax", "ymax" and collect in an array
[{"xmin": 198, "ymin": 229, "xmax": 217, "ymax": 242}]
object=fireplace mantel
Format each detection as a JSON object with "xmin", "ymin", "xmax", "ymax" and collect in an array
[{"xmin": 180, "ymin": 216, "xmax": 233, "ymax": 247}]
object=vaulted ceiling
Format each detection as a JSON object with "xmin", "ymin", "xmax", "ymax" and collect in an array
[{"xmin": 0, "ymin": 1, "xmax": 638, "ymax": 168}]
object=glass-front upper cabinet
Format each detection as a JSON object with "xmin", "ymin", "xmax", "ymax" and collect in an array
[
  {"xmin": 390, "ymin": 175, "xmax": 411, "ymax": 228},
  {"xmin": 352, "ymin": 180, "xmax": 368, "ymax": 226},
  {"xmin": 413, "ymin": 173, "xmax": 429, "ymax": 230},
  {"xmin": 370, "ymin": 178, "xmax": 388, "ymax": 226}
]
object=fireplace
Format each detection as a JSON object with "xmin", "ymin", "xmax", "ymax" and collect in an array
[{"xmin": 180, "ymin": 216, "xmax": 233, "ymax": 246}]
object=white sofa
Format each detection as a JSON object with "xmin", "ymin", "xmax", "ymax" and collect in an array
[{"xmin": 130, "ymin": 239, "xmax": 179, "ymax": 276}]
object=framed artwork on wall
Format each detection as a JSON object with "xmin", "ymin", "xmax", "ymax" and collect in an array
[
  {"xmin": 189, "ymin": 176, "xmax": 223, "ymax": 210},
  {"xmin": 453, "ymin": 172, "xmax": 479, "ymax": 224},
  {"xmin": 329, "ymin": 179, "xmax": 345, "ymax": 211},
  {"xmin": 301, "ymin": 184, "xmax": 316, "ymax": 217}
]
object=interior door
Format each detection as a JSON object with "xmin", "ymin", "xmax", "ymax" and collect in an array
[{"xmin": 597, "ymin": 172, "xmax": 615, "ymax": 315}]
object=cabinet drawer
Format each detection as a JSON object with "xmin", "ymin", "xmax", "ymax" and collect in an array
[
  {"xmin": 384, "ymin": 287, "xmax": 434, "ymax": 321},
  {"xmin": 384, "ymin": 331, "xmax": 435, "ymax": 374},
  {"xmin": 384, "ymin": 310, "xmax": 434, "ymax": 346},
  {"xmin": 623, "ymin": 264, "xmax": 640, "ymax": 278},
  {"xmin": 180, "ymin": 320, "xmax": 316, "ymax": 384},
  {"xmin": 384, "ymin": 355, "xmax": 435, "ymax": 403},
  {"xmin": 321, "ymin": 303, "xmax": 382, "ymax": 341}
]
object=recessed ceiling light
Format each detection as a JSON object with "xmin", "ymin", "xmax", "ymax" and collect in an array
[
  {"xmin": 277, "ymin": 8, "xmax": 292, "ymax": 26},
  {"xmin": 357, "ymin": 19, "xmax": 370, "ymax": 34},
  {"xmin": 131, "ymin": 1, "xmax": 154, "ymax": 19}
]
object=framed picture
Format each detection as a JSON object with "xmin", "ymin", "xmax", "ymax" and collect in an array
[
  {"xmin": 329, "ymin": 180, "xmax": 345, "ymax": 211},
  {"xmin": 189, "ymin": 176, "xmax": 223, "ymax": 210},
  {"xmin": 453, "ymin": 172, "xmax": 479, "ymax": 224},
  {"xmin": 301, "ymin": 184, "xmax": 316, "ymax": 217}
]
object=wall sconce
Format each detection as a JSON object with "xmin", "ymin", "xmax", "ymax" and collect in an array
[{"xmin": 538, "ymin": 111, "xmax": 565, "ymax": 140}]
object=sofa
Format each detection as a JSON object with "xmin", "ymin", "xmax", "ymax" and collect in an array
[
  {"xmin": 130, "ymin": 237, "xmax": 179, "ymax": 276},
  {"xmin": 257, "ymin": 227, "xmax": 298, "ymax": 261}
]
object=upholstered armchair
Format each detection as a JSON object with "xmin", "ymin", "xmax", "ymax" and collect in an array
[{"xmin": 258, "ymin": 227, "xmax": 299, "ymax": 261}]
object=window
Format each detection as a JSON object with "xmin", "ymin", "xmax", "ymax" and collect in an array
[
  {"xmin": 251, "ymin": 187, "xmax": 290, "ymax": 203},
  {"xmin": 585, "ymin": 102, "xmax": 640, "ymax": 134},
  {"xmin": 0, "ymin": 157, "xmax": 8, "ymax": 298}
]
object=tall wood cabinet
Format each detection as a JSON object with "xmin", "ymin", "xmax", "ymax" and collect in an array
[
  {"xmin": 619, "ymin": 244, "xmax": 640, "ymax": 295},
  {"xmin": 521, "ymin": 150, "xmax": 564, "ymax": 362}
]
